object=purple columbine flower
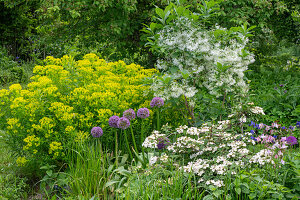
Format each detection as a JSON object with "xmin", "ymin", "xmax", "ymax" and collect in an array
[
  {"xmin": 296, "ymin": 121, "xmax": 300, "ymax": 128},
  {"xmin": 249, "ymin": 121, "xmax": 255, "ymax": 127},
  {"xmin": 150, "ymin": 97, "xmax": 164, "ymax": 108},
  {"xmin": 258, "ymin": 123, "xmax": 265, "ymax": 129},
  {"xmin": 109, "ymin": 115, "xmax": 120, "ymax": 128},
  {"xmin": 286, "ymin": 136, "xmax": 298, "ymax": 145},
  {"xmin": 123, "ymin": 108, "xmax": 136, "ymax": 121},
  {"xmin": 137, "ymin": 108, "xmax": 150, "ymax": 119},
  {"xmin": 117, "ymin": 117, "xmax": 130, "ymax": 130},
  {"xmin": 91, "ymin": 127, "xmax": 103, "ymax": 138},
  {"xmin": 250, "ymin": 136, "xmax": 257, "ymax": 141}
]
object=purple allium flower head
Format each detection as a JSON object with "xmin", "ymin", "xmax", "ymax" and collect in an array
[
  {"xmin": 108, "ymin": 115, "xmax": 120, "ymax": 128},
  {"xmin": 117, "ymin": 117, "xmax": 130, "ymax": 130},
  {"xmin": 123, "ymin": 108, "xmax": 136, "ymax": 121},
  {"xmin": 137, "ymin": 108, "xmax": 150, "ymax": 119},
  {"xmin": 91, "ymin": 127, "xmax": 103, "ymax": 137},
  {"xmin": 296, "ymin": 121, "xmax": 300, "ymax": 128},
  {"xmin": 150, "ymin": 97, "xmax": 164, "ymax": 108},
  {"xmin": 286, "ymin": 136, "xmax": 298, "ymax": 145}
]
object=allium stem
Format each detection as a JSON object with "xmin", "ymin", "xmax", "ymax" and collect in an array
[
  {"xmin": 130, "ymin": 126, "xmax": 138, "ymax": 153},
  {"xmin": 115, "ymin": 129, "xmax": 118, "ymax": 167},
  {"xmin": 123, "ymin": 129, "xmax": 133, "ymax": 160},
  {"xmin": 156, "ymin": 109, "xmax": 160, "ymax": 130},
  {"xmin": 141, "ymin": 120, "xmax": 146, "ymax": 165}
]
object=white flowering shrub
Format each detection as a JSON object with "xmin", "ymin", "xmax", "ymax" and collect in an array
[
  {"xmin": 142, "ymin": 121, "xmax": 295, "ymax": 190},
  {"xmin": 144, "ymin": 3, "xmax": 255, "ymax": 101}
]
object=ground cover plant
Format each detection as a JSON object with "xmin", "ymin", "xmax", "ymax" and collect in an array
[{"xmin": 0, "ymin": 0, "xmax": 299, "ymax": 199}]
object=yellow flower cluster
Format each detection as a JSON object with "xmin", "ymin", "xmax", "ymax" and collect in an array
[
  {"xmin": 16, "ymin": 156, "xmax": 28, "ymax": 167},
  {"xmin": 23, "ymin": 135, "xmax": 40, "ymax": 150},
  {"xmin": 1, "ymin": 53, "xmax": 157, "ymax": 168},
  {"xmin": 49, "ymin": 141, "xmax": 63, "ymax": 158}
]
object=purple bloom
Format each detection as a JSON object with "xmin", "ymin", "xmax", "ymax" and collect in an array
[
  {"xmin": 282, "ymin": 126, "xmax": 286, "ymax": 130},
  {"xmin": 280, "ymin": 84, "xmax": 284, "ymax": 87},
  {"xmin": 296, "ymin": 121, "xmax": 300, "ymax": 128},
  {"xmin": 123, "ymin": 108, "xmax": 136, "ymax": 121},
  {"xmin": 91, "ymin": 127, "xmax": 103, "ymax": 138},
  {"xmin": 284, "ymin": 90, "xmax": 287, "ymax": 93},
  {"xmin": 150, "ymin": 97, "xmax": 164, "ymax": 108},
  {"xmin": 117, "ymin": 117, "xmax": 130, "ymax": 130},
  {"xmin": 137, "ymin": 108, "xmax": 150, "ymax": 119},
  {"xmin": 274, "ymin": 87, "xmax": 278, "ymax": 90},
  {"xmin": 272, "ymin": 122, "xmax": 279, "ymax": 128},
  {"xmin": 258, "ymin": 123, "xmax": 265, "ymax": 129},
  {"xmin": 157, "ymin": 137, "xmax": 170, "ymax": 150},
  {"xmin": 289, "ymin": 126, "xmax": 294, "ymax": 131},
  {"xmin": 250, "ymin": 136, "xmax": 257, "ymax": 141},
  {"xmin": 249, "ymin": 121, "xmax": 255, "ymax": 127},
  {"xmin": 108, "ymin": 115, "xmax": 120, "ymax": 128},
  {"xmin": 250, "ymin": 130, "xmax": 255, "ymax": 134},
  {"xmin": 286, "ymin": 136, "xmax": 298, "ymax": 145},
  {"xmin": 273, "ymin": 135, "xmax": 277, "ymax": 139},
  {"xmin": 255, "ymin": 124, "xmax": 260, "ymax": 129}
]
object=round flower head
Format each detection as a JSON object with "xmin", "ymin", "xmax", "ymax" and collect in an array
[
  {"xmin": 123, "ymin": 108, "xmax": 136, "ymax": 121},
  {"xmin": 286, "ymin": 136, "xmax": 298, "ymax": 145},
  {"xmin": 117, "ymin": 117, "xmax": 130, "ymax": 130},
  {"xmin": 137, "ymin": 108, "xmax": 150, "ymax": 119},
  {"xmin": 150, "ymin": 97, "xmax": 164, "ymax": 108},
  {"xmin": 109, "ymin": 115, "xmax": 120, "ymax": 128},
  {"xmin": 91, "ymin": 127, "xmax": 103, "ymax": 138}
]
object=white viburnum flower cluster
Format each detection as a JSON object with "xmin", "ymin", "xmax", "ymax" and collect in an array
[
  {"xmin": 249, "ymin": 149, "xmax": 275, "ymax": 166},
  {"xmin": 142, "ymin": 130, "xmax": 166, "ymax": 149},
  {"xmin": 250, "ymin": 106, "xmax": 265, "ymax": 115},
  {"xmin": 150, "ymin": 17, "xmax": 255, "ymax": 98},
  {"xmin": 142, "ymin": 121, "xmax": 281, "ymax": 188}
]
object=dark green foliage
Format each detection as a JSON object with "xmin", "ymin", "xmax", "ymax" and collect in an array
[
  {"xmin": 0, "ymin": 46, "xmax": 28, "ymax": 85},
  {"xmin": 247, "ymin": 64, "xmax": 300, "ymax": 124}
]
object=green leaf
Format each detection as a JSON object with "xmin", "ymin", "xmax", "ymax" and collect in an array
[
  {"xmin": 203, "ymin": 195, "xmax": 214, "ymax": 200},
  {"xmin": 105, "ymin": 180, "xmax": 119, "ymax": 188},
  {"xmin": 235, "ymin": 187, "xmax": 241, "ymax": 195},
  {"xmin": 46, "ymin": 170, "xmax": 53, "ymax": 177},
  {"xmin": 155, "ymin": 7, "xmax": 165, "ymax": 19}
]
